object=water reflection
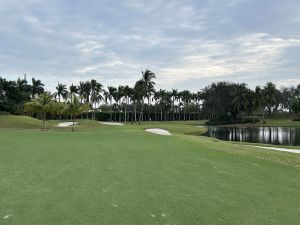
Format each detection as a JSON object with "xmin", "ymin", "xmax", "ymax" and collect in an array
[{"xmin": 205, "ymin": 127, "xmax": 300, "ymax": 146}]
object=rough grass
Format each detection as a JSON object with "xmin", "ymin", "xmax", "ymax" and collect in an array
[{"xmin": 0, "ymin": 116, "xmax": 300, "ymax": 225}]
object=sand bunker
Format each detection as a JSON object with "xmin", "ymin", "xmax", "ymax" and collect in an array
[
  {"xmin": 57, "ymin": 122, "xmax": 79, "ymax": 127},
  {"xmin": 249, "ymin": 145, "xmax": 300, "ymax": 154},
  {"xmin": 99, "ymin": 122, "xmax": 124, "ymax": 126},
  {"xmin": 145, "ymin": 128, "xmax": 172, "ymax": 136}
]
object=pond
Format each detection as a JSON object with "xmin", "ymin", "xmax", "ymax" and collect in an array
[{"xmin": 205, "ymin": 126, "xmax": 300, "ymax": 146}]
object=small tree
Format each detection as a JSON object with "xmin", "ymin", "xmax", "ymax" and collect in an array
[
  {"xmin": 64, "ymin": 95, "xmax": 90, "ymax": 132},
  {"xmin": 24, "ymin": 93, "xmax": 52, "ymax": 131}
]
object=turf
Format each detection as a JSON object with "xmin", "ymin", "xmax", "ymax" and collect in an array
[
  {"xmin": 0, "ymin": 117, "xmax": 300, "ymax": 225},
  {"xmin": 0, "ymin": 115, "xmax": 41, "ymax": 129}
]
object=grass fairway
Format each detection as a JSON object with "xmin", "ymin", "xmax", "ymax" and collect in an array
[{"xmin": 0, "ymin": 118, "xmax": 300, "ymax": 224}]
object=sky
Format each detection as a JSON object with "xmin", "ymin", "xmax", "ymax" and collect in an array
[{"xmin": 0, "ymin": 0, "xmax": 300, "ymax": 92}]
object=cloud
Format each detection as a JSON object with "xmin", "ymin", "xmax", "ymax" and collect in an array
[
  {"xmin": 276, "ymin": 79, "xmax": 300, "ymax": 88},
  {"xmin": 76, "ymin": 41, "xmax": 104, "ymax": 56},
  {"xmin": 0, "ymin": 0, "xmax": 299, "ymax": 91},
  {"xmin": 157, "ymin": 33, "xmax": 300, "ymax": 86}
]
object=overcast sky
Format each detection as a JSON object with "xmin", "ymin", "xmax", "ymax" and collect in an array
[{"xmin": 0, "ymin": 0, "xmax": 300, "ymax": 91}]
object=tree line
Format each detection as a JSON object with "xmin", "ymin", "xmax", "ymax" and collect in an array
[{"xmin": 1, "ymin": 70, "xmax": 300, "ymax": 125}]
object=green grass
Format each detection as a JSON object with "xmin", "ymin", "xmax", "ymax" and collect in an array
[
  {"xmin": 0, "ymin": 116, "xmax": 300, "ymax": 225},
  {"xmin": 0, "ymin": 115, "xmax": 41, "ymax": 129}
]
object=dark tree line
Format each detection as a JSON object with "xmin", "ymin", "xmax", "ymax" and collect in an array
[
  {"xmin": 0, "ymin": 77, "xmax": 44, "ymax": 114},
  {"xmin": 1, "ymin": 71, "xmax": 300, "ymax": 122}
]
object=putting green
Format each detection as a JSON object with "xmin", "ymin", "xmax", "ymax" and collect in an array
[{"xmin": 0, "ymin": 118, "xmax": 299, "ymax": 225}]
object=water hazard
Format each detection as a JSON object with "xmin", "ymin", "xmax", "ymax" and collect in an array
[{"xmin": 205, "ymin": 126, "xmax": 300, "ymax": 146}]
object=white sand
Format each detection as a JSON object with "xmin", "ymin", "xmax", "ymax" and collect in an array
[
  {"xmin": 248, "ymin": 145, "xmax": 300, "ymax": 154},
  {"xmin": 99, "ymin": 122, "xmax": 124, "ymax": 126},
  {"xmin": 196, "ymin": 126, "xmax": 205, "ymax": 128},
  {"xmin": 57, "ymin": 122, "xmax": 79, "ymax": 127},
  {"xmin": 145, "ymin": 128, "xmax": 172, "ymax": 136}
]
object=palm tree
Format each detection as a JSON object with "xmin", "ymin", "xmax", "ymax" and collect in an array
[
  {"xmin": 195, "ymin": 91, "xmax": 203, "ymax": 120},
  {"xmin": 69, "ymin": 83, "xmax": 78, "ymax": 101},
  {"xmin": 253, "ymin": 86, "xmax": 266, "ymax": 121},
  {"xmin": 16, "ymin": 78, "xmax": 31, "ymax": 101},
  {"xmin": 83, "ymin": 81, "xmax": 91, "ymax": 104},
  {"xmin": 142, "ymin": 70, "xmax": 156, "ymax": 120},
  {"xmin": 64, "ymin": 95, "xmax": 90, "ymax": 132},
  {"xmin": 156, "ymin": 89, "xmax": 172, "ymax": 121},
  {"xmin": 134, "ymin": 79, "xmax": 146, "ymax": 123},
  {"xmin": 55, "ymin": 83, "xmax": 68, "ymax": 102},
  {"xmin": 179, "ymin": 90, "xmax": 192, "ymax": 120},
  {"xmin": 152, "ymin": 90, "xmax": 160, "ymax": 121},
  {"xmin": 263, "ymin": 82, "xmax": 277, "ymax": 115},
  {"xmin": 121, "ymin": 85, "xmax": 132, "ymax": 122},
  {"xmin": 171, "ymin": 89, "xmax": 178, "ymax": 120},
  {"xmin": 81, "ymin": 81, "xmax": 92, "ymax": 119},
  {"xmin": 116, "ymin": 85, "xmax": 125, "ymax": 122},
  {"xmin": 54, "ymin": 83, "xmax": 68, "ymax": 119},
  {"xmin": 103, "ymin": 90, "xmax": 109, "ymax": 104},
  {"xmin": 157, "ymin": 89, "xmax": 167, "ymax": 121},
  {"xmin": 131, "ymin": 81, "xmax": 144, "ymax": 123},
  {"xmin": 31, "ymin": 78, "xmax": 44, "ymax": 98},
  {"xmin": 78, "ymin": 81, "xmax": 85, "ymax": 103},
  {"xmin": 24, "ymin": 93, "xmax": 53, "ymax": 131},
  {"xmin": 232, "ymin": 83, "xmax": 249, "ymax": 120},
  {"xmin": 90, "ymin": 79, "xmax": 103, "ymax": 120},
  {"xmin": 107, "ymin": 86, "xmax": 117, "ymax": 121}
]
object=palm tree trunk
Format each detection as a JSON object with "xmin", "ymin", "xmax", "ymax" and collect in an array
[
  {"xmin": 138, "ymin": 99, "xmax": 144, "ymax": 124},
  {"xmin": 94, "ymin": 102, "xmax": 97, "ymax": 120},
  {"xmin": 124, "ymin": 98, "xmax": 127, "ymax": 122},
  {"xmin": 72, "ymin": 115, "xmax": 74, "ymax": 132},
  {"xmin": 172, "ymin": 98, "xmax": 175, "ymax": 121},
  {"xmin": 148, "ymin": 97, "xmax": 151, "ymax": 121},
  {"xmin": 110, "ymin": 100, "xmax": 113, "ymax": 121},
  {"xmin": 118, "ymin": 101, "xmax": 121, "ymax": 122},
  {"xmin": 134, "ymin": 103, "xmax": 137, "ymax": 122},
  {"xmin": 58, "ymin": 95, "xmax": 62, "ymax": 120},
  {"xmin": 42, "ymin": 113, "xmax": 46, "ymax": 131}
]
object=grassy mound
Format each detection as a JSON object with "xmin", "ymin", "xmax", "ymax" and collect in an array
[
  {"xmin": 0, "ymin": 115, "xmax": 107, "ymax": 130},
  {"xmin": 0, "ymin": 115, "xmax": 42, "ymax": 129}
]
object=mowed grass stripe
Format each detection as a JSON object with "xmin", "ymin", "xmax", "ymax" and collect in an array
[{"xmin": 0, "ymin": 127, "xmax": 299, "ymax": 225}]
